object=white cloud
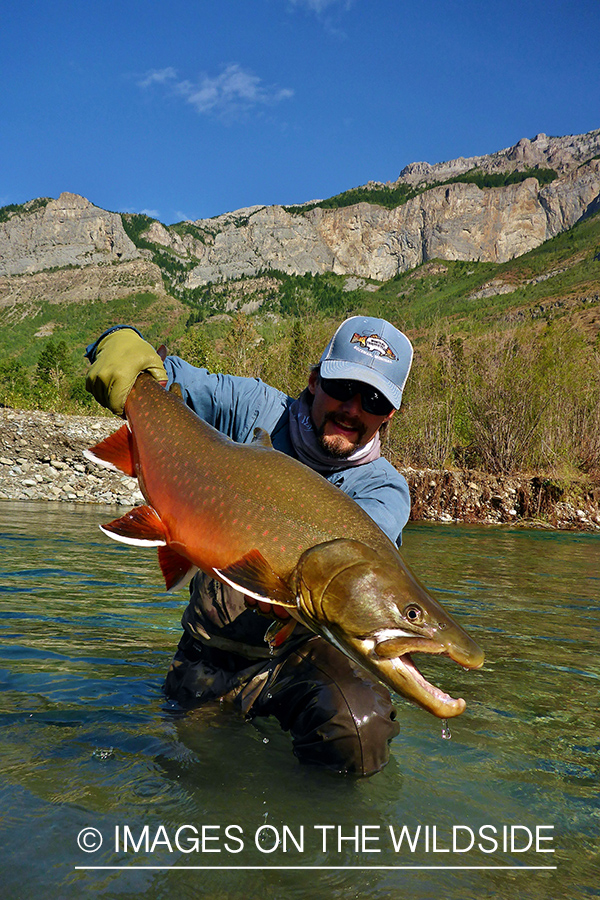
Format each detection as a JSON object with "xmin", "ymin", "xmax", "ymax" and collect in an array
[
  {"xmin": 138, "ymin": 64, "xmax": 293, "ymax": 120},
  {"xmin": 122, "ymin": 206, "xmax": 161, "ymax": 219},
  {"xmin": 288, "ymin": 0, "xmax": 353, "ymax": 14},
  {"xmin": 137, "ymin": 67, "xmax": 177, "ymax": 89}
]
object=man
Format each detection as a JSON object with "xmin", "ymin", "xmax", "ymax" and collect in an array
[{"xmin": 86, "ymin": 316, "xmax": 413, "ymax": 776}]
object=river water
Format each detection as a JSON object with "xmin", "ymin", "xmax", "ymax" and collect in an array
[{"xmin": 0, "ymin": 501, "xmax": 598, "ymax": 899}]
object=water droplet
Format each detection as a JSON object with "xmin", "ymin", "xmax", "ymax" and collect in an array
[
  {"xmin": 441, "ymin": 719, "xmax": 451, "ymax": 740},
  {"xmin": 263, "ymin": 737, "xmax": 269, "ymax": 744}
]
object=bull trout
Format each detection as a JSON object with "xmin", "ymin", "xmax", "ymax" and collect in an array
[{"xmin": 86, "ymin": 373, "xmax": 484, "ymax": 718}]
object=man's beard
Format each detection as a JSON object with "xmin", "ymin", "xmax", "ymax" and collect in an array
[{"xmin": 316, "ymin": 412, "xmax": 368, "ymax": 459}]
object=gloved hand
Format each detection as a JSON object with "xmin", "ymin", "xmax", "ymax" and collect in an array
[{"xmin": 86, "ymin": 329, "xmax": 167, "ymax": 415}]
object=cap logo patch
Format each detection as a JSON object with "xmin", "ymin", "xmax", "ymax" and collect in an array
[{"xmin": 351, "ymin": 332, "xmax": 397, "ymax": 360}]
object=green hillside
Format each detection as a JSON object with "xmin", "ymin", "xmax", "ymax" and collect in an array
[{"xmin": 1, "ymin": 209, "xmax": 599, "ymax": 483}]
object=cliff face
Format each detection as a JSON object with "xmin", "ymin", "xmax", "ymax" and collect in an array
[
  {"xmin": 181, "ymin": 157, "xmax": 600, "ymax": 284},
  {"xmin": 394, "ymin": 130, "xmax": 600, "ymax": 184},
  {"xmin": 1, "ymin": 130, "xmax": 599, "ymax": 289},
  {"xmin": 183, "ymin": 205, "xmax": 337, "ymax": 287},
  {"xmin": 0, "ymin": 193, "xmax": 140, "ymax": 277}
]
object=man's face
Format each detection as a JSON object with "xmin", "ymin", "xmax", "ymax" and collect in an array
[{"xmin": 307, "ymin": 371, "xmax": 395, "ymax": 458}]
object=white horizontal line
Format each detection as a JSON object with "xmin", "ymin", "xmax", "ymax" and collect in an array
[{"xmin": 75, "ymin": 865, "xmax": 557, "ymax": 871}]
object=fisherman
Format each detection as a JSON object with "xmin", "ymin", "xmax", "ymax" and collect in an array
[{"xmin": 85, "ymin": 316, "xmax": 414, "ymax": 776}]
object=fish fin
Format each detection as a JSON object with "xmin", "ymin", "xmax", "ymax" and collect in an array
[
  {"xmin": 168, "ymin": 382, "xmax": 183, "ymax": 400},
  {"xmin": 251, "ymin": 427, "xmax": 273, "ymax": 449},
  {"xmin": 265, "ymin": 618, "xmax": 298, "ymax": 648},
  {"xmin": 215, "ymin": 549, "xmax": 296, "ymax": 607},
  {"xmin": 99, "ymin": 505, "xmax": 167, "ymax": 547},
  {"xmin": 84, "ymin": 424, "xmax": 135, "ymax": 477},
  {"xmin": 158, "ymin": 545, "xmax": 198, "ymax": 592},
  {"xmin": 157, "ymin": 344, "xmax": 168, "ymax": 361}
]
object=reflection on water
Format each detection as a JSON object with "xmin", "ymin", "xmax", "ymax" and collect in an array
[{"xmin": 0, "ymin": 501, "xmax": 598, "ymax": 900}]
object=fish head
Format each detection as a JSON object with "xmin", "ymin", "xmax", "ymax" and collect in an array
[{"xmin": 293, "ymin": 539, "xmax": 484, "ymax": 718}]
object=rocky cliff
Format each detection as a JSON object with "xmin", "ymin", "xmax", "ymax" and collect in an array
[
  {"xmin": 394, "ymin": 130, "xmax": 600, "ymax": 185},
  {"xmin": 1, "ymin": 130, "xmax": 599, "ymax": 290},
  {"xmin": 152, "ymin": 129, "xmax": 600, "ymax": 285},
  {"xmin": 0, "ymin": 193, "xmax": 140, "ymax": 277}
]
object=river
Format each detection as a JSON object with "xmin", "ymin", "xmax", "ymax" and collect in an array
[{"xmin": 0, "ymin": 501, "xmax": 598, "ymax": 899}]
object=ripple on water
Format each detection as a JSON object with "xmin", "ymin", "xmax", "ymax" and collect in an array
[{"xmin": 0, "ymin": 506, "xmax": 598, "ymax": 899}]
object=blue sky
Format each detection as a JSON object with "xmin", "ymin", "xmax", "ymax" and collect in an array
[{"xmin": 1, "ymin": 0, "xmax": 599, "ymax": 223}]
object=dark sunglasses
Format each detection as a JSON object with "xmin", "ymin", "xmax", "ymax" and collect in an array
[{"xmin": 319, "ymin": 377, "xmax": 395, "ymax": 417}]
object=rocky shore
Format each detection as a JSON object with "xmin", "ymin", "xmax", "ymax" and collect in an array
[
  {"xmin": 1, "ymin": 407, "xmax": 599, "ymax": 531},
  {"xmin": 0, "ymin": 407, "xmax": 143, "ymax": 507}
]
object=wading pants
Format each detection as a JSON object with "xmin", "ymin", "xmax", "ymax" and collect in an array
[{"xmin": 165, "ymin": 633, "xmax": 399, "ymax": 777}]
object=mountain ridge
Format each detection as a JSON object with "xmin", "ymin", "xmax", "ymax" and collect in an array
[
  {"xmin": 392, "ymin": 128, "xmax": 600, "ymax": 186},
  {"xmin": 1, "ymin": 128, "xmax": 599, "ymax": 288}
]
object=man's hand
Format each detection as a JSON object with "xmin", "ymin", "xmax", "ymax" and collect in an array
[{"xmin": 86, "ymin": 329, "xmax": 167, "ymax": 416}]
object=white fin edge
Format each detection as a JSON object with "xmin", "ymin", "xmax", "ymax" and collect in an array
[
  {"xmin": 99, "ymin": 524, "xmax": 166, "ymax": 547},
  {"xmin": 83, "ymin": 448, "xmax": 122, "ymax": 472},
  {"xmin": 213, "ymin": 567, "xmax": 275, "ymax": 603},
  {"xmin": 166, "ymin": 566, "xmax": 199, "ymax": 594}
]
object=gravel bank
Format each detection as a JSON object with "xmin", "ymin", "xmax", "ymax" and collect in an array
[
  {"xmin": 0, "ymin": 408, "xmax": 143, "ymax": 507},
  {"xmin": 1, "ymin": 407, "xmax": 599, "ymax": 531}
]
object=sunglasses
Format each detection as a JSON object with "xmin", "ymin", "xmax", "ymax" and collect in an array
[{"xmin": 319, "ymin": 377, "xmax": 395, "ymax": 417}]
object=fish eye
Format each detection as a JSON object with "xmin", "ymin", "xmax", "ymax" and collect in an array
[{"xmin": 404, "ymin": 605, "xmax": 423, "ymax": 624}]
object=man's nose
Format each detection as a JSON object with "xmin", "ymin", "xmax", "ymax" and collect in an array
[{"xmin": 340, "ymin": 393, "xmax": 363, "ymax": 415}]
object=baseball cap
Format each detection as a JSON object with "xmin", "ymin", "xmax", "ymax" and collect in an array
[{"xmin": 319, "ymin": 316, "xmax": 413, "ymax": 409}]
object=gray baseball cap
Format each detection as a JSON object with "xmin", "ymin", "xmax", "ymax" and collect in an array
[{"xmin": 319, "ymin": 316, "xmax": 413, "ymax": 409}]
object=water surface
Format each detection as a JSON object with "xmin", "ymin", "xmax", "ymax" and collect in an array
[{"xmin": 0, "ymin": 501, "xmax": 598, "ymax": 899}]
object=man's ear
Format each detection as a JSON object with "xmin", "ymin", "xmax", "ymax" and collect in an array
[{"xmin": 308, "ymin": 370, "xmax": 318, "ymax": 396}]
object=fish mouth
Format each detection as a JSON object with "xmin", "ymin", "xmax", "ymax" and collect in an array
[
  {"xmin": 388, "ymin": 651, "xmax": 466, "ymax": 718},
  {"xmin": 366, "ymin": 630, "xmax": 485, "ymax": 718},
  {"xmin": 342, "ymin": 634, "xmax": 483, "ymax": 719}
]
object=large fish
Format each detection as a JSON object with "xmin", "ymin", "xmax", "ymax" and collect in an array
[{"xmin": 85, "ymin": 373, "xmax": 484, "ymax": 718}]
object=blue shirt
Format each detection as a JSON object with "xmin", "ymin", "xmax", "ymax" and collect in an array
[{"xmin": 164, "ymin": 355, "xmax": 410, "ymax": 547}]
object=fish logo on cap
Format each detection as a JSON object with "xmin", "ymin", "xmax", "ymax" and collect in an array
[{"xmin": 351, "ymin": 333, "xmax": 397, "ymax": 360}]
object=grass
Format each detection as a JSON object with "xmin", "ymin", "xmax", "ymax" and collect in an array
[
  {"xmin": 0, "ymin": 291, "xmax": 187, "ymax": 375},
  {"xmin": 348, "ymin": 211, "xmax": 600, "ymax": 336},
  {"xmin": 283, "ymin": 167, "xmax": 559, "ymax": 215}
]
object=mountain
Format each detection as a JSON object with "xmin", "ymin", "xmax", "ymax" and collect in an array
[
  {"xmin": 1, "ymin": 129, "xmax": 599, "ymax": 290},
  {"xmin": 1, "ymin": 131, "xmax": 599, "ymax": 494},
  {"xmin": 1, "ymin": 127, "xmax": 599, "ymax": 372},
  {"xmin": 168, "ymin": 129, "xmax": 600, "ymax": 285}
]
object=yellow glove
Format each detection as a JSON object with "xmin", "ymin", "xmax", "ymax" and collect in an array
[{"xmin": 86, "ymin": 329, "xmax": 167, "ymax": 416}]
